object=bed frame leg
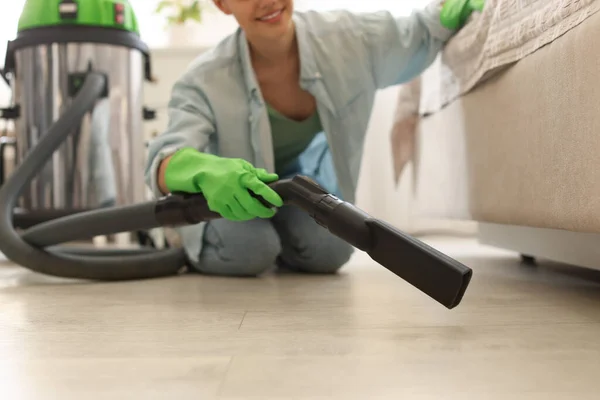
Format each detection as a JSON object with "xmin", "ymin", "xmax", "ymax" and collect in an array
[{"xmin": 520, "ymin": 254, "xmax": 537, "ymax": 266}]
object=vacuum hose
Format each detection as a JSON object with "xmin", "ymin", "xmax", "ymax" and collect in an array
[
  {"xmin": 0, "ymin": 73, "xmax": 187, "ymax": 280},
  {"xmin": 0, "ymin": 72, "xmax": 473, "ymax": 309}
]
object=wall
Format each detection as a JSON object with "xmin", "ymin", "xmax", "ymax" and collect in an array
[{"xmin": 357, "ymin": 85, "xmax": 476, "ymax": 235}]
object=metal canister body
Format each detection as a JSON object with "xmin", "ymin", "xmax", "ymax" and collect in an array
[{"xmin": 10, "ymin": 42, "xmax": 147, "ymax": 211}]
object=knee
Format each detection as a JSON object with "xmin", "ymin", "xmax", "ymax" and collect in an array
[
  {"xmin": 307, "ymin": 238, "xmax": 354, "ymax": 274},
  {"xmin": 195, "ymin": 219, "xmax": 281, "ymax": 277},
  {"xmin": 274, "ymin": 206, "xmax": 354, "ymax": 274},
  {"xmin": 285, "ymin": 231, "xmax": 354, "ymax": 274}
]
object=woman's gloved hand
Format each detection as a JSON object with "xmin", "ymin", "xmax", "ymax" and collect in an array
[
  {"xmin": 164, "ymin": 147, "xmax": 283, "ymax": 221},
  {"xmin": 440, "ymin": 0, "xmax": 485, "ymax": 30}
]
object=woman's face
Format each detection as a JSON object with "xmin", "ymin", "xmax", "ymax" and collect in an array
[{"xmin": 214, "ymin": 0, "xmax": 294, "ymax": 40}]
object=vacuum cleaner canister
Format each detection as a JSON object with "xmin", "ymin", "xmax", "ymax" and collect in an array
[
  {"xmin": 0, "ymin": 0, "xmax": 473, "ymax": 310},
  {"xmin": 2, "ymin": 0, "xmax": 153, "ymax": 228}
]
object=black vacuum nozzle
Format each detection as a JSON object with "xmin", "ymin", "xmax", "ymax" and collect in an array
[
  {"xmin": 364, "ymin": 219, "xmax": 471, "ymax": 309},
  {"xmin": 156, "ymin": 175, "xmax": 472, "ymax": 309},
  {"xmin": 275, "ymin": 176, "xmax": 471, "ymax": 309}
]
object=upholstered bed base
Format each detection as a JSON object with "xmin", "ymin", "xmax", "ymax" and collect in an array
[{"xmin": 411, "ymin": 9, "xmax": 600, "ymax": 267}]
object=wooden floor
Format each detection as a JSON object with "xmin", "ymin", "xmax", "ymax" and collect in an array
[{"xmin": 1, "ymin": 236, "xmax": 600, "ymax": 399}]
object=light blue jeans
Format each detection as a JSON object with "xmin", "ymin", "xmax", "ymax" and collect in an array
[
  {"xmin": 195, "ymin": 205, "xmax": 354, "ymax": 276},
  {"xmin": 191, "ymin": 133, "xmax": 354, "ymax": 276}
]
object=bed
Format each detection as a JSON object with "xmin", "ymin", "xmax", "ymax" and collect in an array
[{"xmin": 390, "ymin": 0, "xmax": 600, "ymax": 269}]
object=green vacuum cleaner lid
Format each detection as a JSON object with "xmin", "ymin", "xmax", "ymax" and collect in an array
[{"xmin": 18, "ymin": 0, "xmax": 140, "ymax": 34}]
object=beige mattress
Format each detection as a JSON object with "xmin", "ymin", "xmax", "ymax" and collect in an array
[{"xmin": 406, "ymin": 8, "xmax": 600, "ymax": 234}]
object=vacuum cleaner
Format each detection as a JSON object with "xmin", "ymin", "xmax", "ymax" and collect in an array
[{"xmin": 0, "ymin": 0, "xmax": 472, "ymax": 309}]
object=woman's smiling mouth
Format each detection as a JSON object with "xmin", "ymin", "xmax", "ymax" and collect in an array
[{"xmin": 257, "ymin": 8, "xmax": 285, "ymax": 23}]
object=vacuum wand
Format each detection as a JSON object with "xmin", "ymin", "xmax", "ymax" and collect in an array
[
  {"xmin": 21, "ymin": 173, "xmax": 472, "ymax": 308},
  {"xmin": 154, "ymin": 175, "xmax": 472, "ymax": 309}
]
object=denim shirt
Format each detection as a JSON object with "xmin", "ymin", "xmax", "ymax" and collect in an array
[{"xmin": 145, "ymin": 1, "xmax": 454, "ymax": 262}]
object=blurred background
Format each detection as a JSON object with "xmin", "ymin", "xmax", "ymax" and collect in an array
[{"xmin": 0, "ymin": 0, "xmax": 473, "ymax": 235}]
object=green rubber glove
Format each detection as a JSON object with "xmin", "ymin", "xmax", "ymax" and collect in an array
[
  {"xmin": 164, "ymin": 147, "xmax": 283, "ymax": 221},
  {"xmin": 440, "ymin": 0, "xmax": 485, "ymax": 30}
]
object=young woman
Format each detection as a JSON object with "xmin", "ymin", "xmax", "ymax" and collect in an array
[{"xmin": 145, "ymin": 0, "xmax": 481, "ymax": 277}]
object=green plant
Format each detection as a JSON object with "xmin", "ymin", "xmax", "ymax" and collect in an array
[{"xmin": 155, "ymin": 0, "xmax": 204, "ymax": 26}]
